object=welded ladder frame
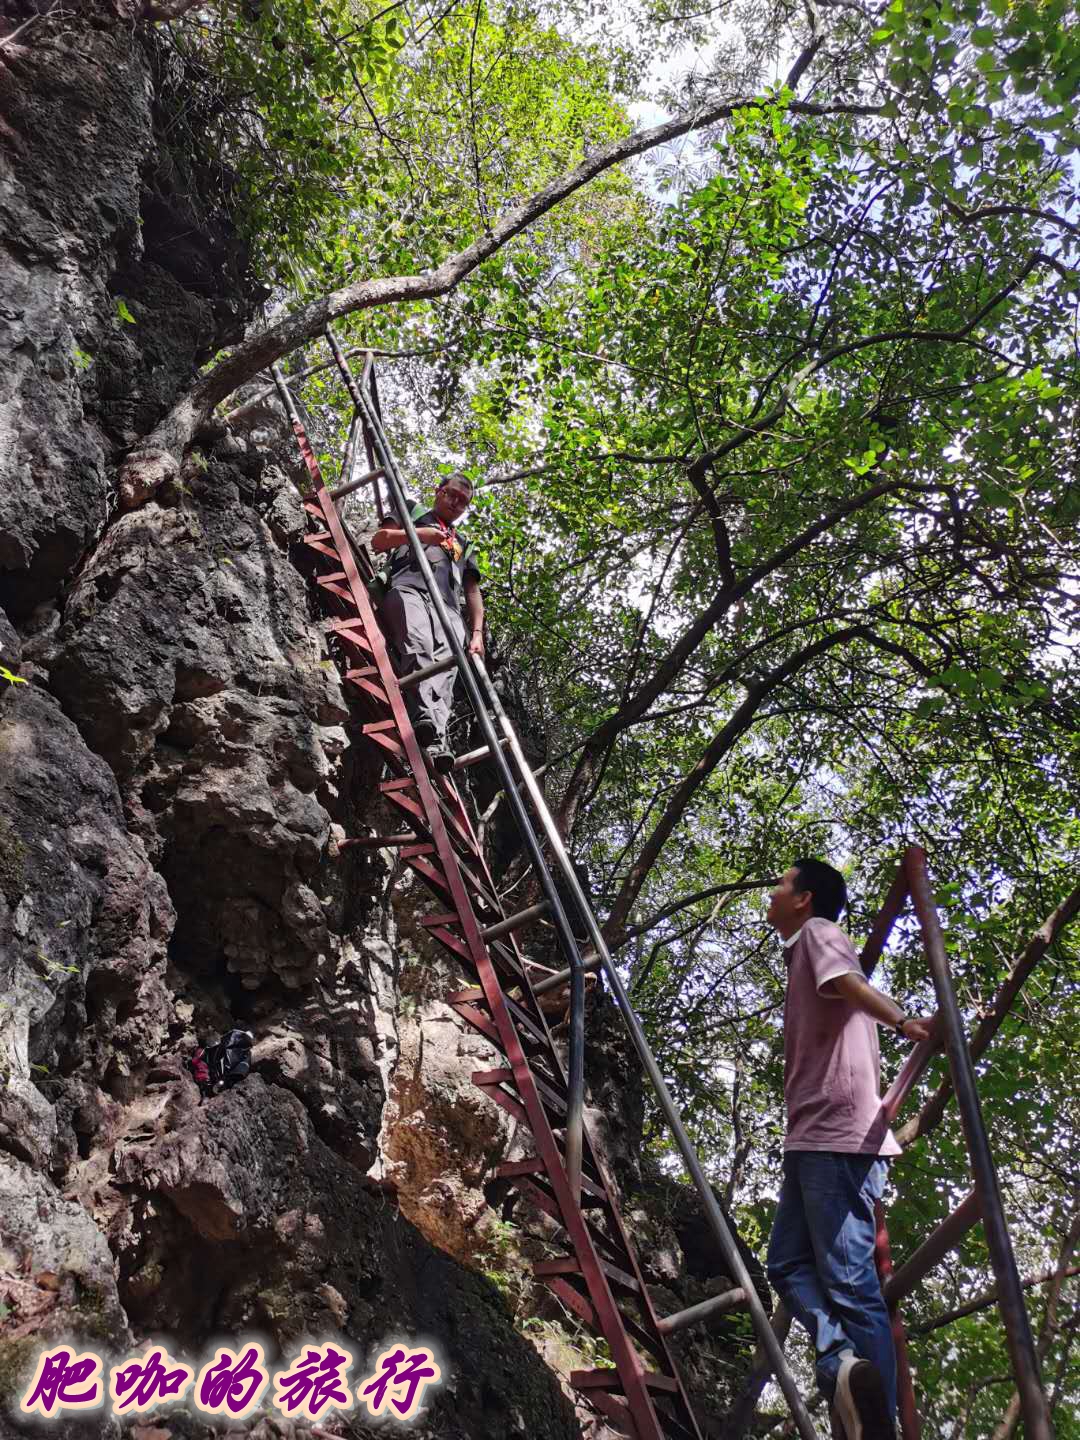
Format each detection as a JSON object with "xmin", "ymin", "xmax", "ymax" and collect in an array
[
  {"xmin": 272, "ymin": 356, "xmax": 701, "ymax": 1440},
  {"xmin": 271, "ymin": 337, "xmax": 820, "ymax": 1440},
  {"xmin": 726, "ymin": 845, "xmax": 1052, "ymax": 1440}
]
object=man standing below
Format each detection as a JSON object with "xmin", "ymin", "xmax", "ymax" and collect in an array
[
  {"xmin": 372, "ymin": 474, "xmax": 484, "ymax": 773},
  {"xmin": 765, "ymin": 859, "xmax": 932, "ymax": 1440}
]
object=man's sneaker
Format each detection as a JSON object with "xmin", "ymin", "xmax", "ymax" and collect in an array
[
  {"xmin": 427, "ymin": 744, "xmax": 456, "ymax": 775},
  {"xmin": 834, "ymin": 1355, "xmax": 896, "ymax": 1440},
  {"xmin": 413, "ymin": 720, "xmax": 438, "ymax": 749}
]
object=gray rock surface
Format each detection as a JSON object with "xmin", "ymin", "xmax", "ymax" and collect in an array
[
  {"xmin": 0, "ymin": 684, "xmax": 173, "ymax": 1170},
  {"xmin": 47, "ymin": 454, "xmax": 348, "ymax": 991},
  {"xmin": 0, "ymin": 20, "xmax": 257, "ymax": 618}
]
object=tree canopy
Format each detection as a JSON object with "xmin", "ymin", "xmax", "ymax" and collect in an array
[{"xmin": 143, "ymin": 0, "xmax": 1080, "ymax": 1430}]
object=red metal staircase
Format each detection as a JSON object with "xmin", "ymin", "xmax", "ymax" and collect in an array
[
  {"xmin": 272, "ymin": 348, "xmax": 713, "ymax": 1440},
  {"xmin": 270, "ymin": 331, "xmax": 1053, "ymax": 1440}
]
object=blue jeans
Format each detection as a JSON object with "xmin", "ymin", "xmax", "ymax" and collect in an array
[{"xmin": 767, "ymin": 1151, "xmax": 896, "ymax": 1415}]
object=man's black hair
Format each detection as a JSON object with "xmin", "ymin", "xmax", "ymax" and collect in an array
[
  {"xmin": 438, "ymin": 471, "xmax": 473, "ymax": 493},
  {"xmin": 792, "ymin": 858, "xmax": 847, "ymax": 922}
]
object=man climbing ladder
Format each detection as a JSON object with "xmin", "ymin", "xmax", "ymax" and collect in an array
[
  {"xmin": 766, "ymin": 859, "xmax": 931, "ymax": 1440},
  {"xmin": 373, "ymin": 473, "xmax": 485, "ymax": 773}
]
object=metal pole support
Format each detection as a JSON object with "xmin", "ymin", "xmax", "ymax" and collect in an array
[{"xmin": 905, "ymin": 847, "xmax": 1052, "ymax": 1440}]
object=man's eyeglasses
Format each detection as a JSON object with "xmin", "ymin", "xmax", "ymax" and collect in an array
[{"xmin": 440, "ymin": 486, "xmax": 471, "ymax": 505}]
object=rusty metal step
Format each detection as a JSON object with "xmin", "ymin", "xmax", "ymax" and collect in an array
[
  {"xmin": 534, "ymin": 1254, "xmax": 641, "ymax": 1295},
  {"xmin": 338, "ymin": 831, "xmax": 421, "ymax": 852},
  {"xmin": 514, "ymin": 1175, "xmax": 633, "ymax": 1272},
  {"xmin": 495, "ymin": 1150, "xmax": 605, "ymax": 1194},
  {"xmin": 449, "ymin": 992, "xmax": 548, "ymax": 1058},
  {"xmin": 473, "ymin": 1065, "xmax": 567, "ymax": 1118},
  {"xmin": 572, "ymin": 1368, "xmax": 679, "ymax": 1395}
]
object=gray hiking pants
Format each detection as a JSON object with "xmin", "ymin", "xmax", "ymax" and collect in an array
[{"xmin": 381, "ymin": 585, "xmax": 464, "ymax": 741}]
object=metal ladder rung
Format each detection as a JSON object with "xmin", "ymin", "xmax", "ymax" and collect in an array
[
  {"xmin": 481, "ymin": 901, "xmax": 550, "ymax": 942},
  {"xmin": 496, "ymin": 1149, "xmax": 604, "ymax": 1193},
  {"xmin": 337, "ymin": 832, "xmax": 421, "ymax": 852},
  {"xmin": 540, "ymin": 1273, "xmax": 597, "ymax": 1328},
  {"xmin": 515, "ymin": 1175, "xmax": 633, "ymax": 1271},
  {"xmin": 533, "ymin": 949, "xmax": 602, "ymax": 996},
  {"xmin": 399, "ymin": 655, "xmax": 458, "ymax": 691},
  {"xmin": 657, "ymin": 1288, "xmax": 748, "ymax": 1335},
  {"xmin": 501, "ymin": 991, "xmax": 557, "ymax": 1053},
  {"xmin": 424, "ymin": 913, "xmax": 465, "ymax": 934},
  {"xmin": 349, "ymin": 676, "xmax": 390, "ymax": 704},
  {"xmin": 449, "ymin": 999, "xmax": 503, "ymax": 1052},
  {"xmin": 403, "ymin": 853, "xmax": 452, "ymax": 897},
  {"xmin": 572, "ymin": 1368, "xmax": 680, "ymax": 1395},
  {"xmin": 472, "ymin": 1066, "xmax": 567, "ymax": 1113},
  {"xmin": 452, "ymin": 736, "xmax": 512, "ymax": 771},
  {"xmin": 535, "ymin": 1255, "xmax": 642, "ymax": 1295},
  {"xmin": 385, "ymin": 785, "xmax": 484, "ymax": 867},
  {"xmin": 303, "ymin": 466, "xmax": 385, "ymax": 503}
]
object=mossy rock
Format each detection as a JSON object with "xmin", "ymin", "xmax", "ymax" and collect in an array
[
  {"xmin": 0, "ymin": 814, "xmax": 26, "ymax": 906},
  {"xmin": 0, "ymin": 1334, "xmax": 39, "ymax": 1406}
]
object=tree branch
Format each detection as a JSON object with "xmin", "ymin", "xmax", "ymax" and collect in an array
[
  {"xmin": 557, "ymin": 473, "xmax": 935, "ymax": 837},
  {"xmin": 603, "ymin": 626, "xmax": 864, "ymax": 939},
  {"xmin": 945, "ymin": 199, "xmax": 1080, "ymax": 240},
  {"xmin": 116, "ymin": 86, "xmax": 875, "ymax": 504},
  {"xmin": 621, "ymin": 877, "xmax": 779, "ymax": 944},
  {"xmin": 697, "ymin": 248, "xmax": 1057, "ymax": 479},
  {"xmin": 909, "ymin": 1264, "xmax": 1080, "ymax": 1337}
]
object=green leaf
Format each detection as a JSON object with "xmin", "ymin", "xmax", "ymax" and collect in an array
[{"xmin": 115, "ymin": 298, "xmax": 137, "ymax": 325}]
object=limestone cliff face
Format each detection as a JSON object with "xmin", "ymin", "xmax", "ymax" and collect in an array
[{"xmin": 0, "ymin": 13, "xmax": 756, "ymax": 1440}]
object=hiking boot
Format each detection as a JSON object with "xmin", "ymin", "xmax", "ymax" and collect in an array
[
  {"xmin": 427, "ymin": 743, "xmax": 456, "ymax": 775},
  {"xmin": 834, "ymin": 1356, "xmax": 896, "ymax": 1440}
]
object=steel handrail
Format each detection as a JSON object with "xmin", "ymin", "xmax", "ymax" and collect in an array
[
  {"xmin": 905, "ymin": 849, "xmax": 1051, "ymax": 1440},
  {"xmin": 472, "ymin": 652, "xmax": 819, "ymax": 1440},
  {"xmin": 321, "ymin": 337, "xmax": 819, "ymax": 1440}
]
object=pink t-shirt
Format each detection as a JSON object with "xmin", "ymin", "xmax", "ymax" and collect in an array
[{"xmin": 783, "ymin": 917, "xmax": 901, "ymax": 1156}]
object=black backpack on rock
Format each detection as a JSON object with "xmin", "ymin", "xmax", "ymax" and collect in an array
[{"xmin": 205, "ymin": 1029, "xmax": 254, "ymax": 1092}]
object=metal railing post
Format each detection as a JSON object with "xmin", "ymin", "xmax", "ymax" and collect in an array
[{"xmin": 905, "ymin": 847, "xmax": 1052, "ymax": 1440}]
